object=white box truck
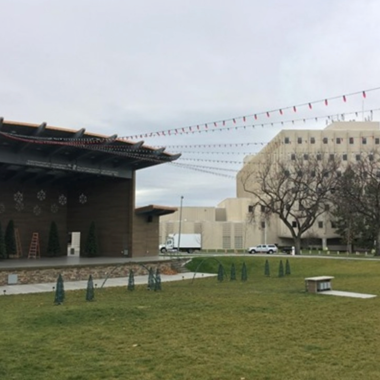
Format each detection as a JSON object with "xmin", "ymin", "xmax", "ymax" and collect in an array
[{"xmin": 160, "ymin": 233, "xmax": 201, "ymax": 253}]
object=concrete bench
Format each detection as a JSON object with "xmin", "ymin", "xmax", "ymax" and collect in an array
[{"xmin": 305, "ymin": 276, "xmax": 334, "ymax": 293}]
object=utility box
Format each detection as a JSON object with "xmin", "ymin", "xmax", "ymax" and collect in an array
[
  {"xmin": 8, "ymin": 274, "xmax": 18, "ymax": 285},
  {"xmin": 305, "ymin": 276, "xmax": 334, "ymax": 293}
]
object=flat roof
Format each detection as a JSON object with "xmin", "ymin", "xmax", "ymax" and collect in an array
[{"xmin": 135, "ymin": 204, "xmax": 177, "ymax": 216}]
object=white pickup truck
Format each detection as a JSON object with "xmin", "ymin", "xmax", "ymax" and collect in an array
[{"xmin": 247, "ymin": 244, "xmax": 278, "ymax": 254}]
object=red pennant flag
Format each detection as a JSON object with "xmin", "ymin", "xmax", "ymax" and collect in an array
[
  {"xmin": 205, "ymin": 124, "xmax": 208, "ymax": 129},
  {"xmin": 363, "ymin": 91, "xmax": 367, "ymax": 98},
  {"xmin": 214, "ymin": 122, "xmax": 217, "ymax": 127},
  {"xmin": 182, "ymin": 128, "xmax": 185, "ymax": 132},
  {"xmin": 243, "ymin": 116, "xmax": 246, "ymax": 122},
  {"xmin": 233, "ymin": 118, "xmax": 236, "ymax": 124},
  {"xmin": 254, "ymin": 114, "xmax": 257, "ymax": 120},
  {"xmin": 197, "ymin": 125, "xmax": 200, "ymax": 130},
  {"xmin": 293, "ymin": 106, "xmax": 297, "ymax": 112},
  {"xmin": 223, "ymin": 120, "xmax": 226, "ymax": 126},
  {"xmin": 189, "ymin": 126, "xmax": 192, "ymax": 131},
  {"xmin": 279, "ymin": 109, "xmax": 283, "ymax": 115},
  {"xmin": 266, "ymin": 112, "xmax": 270, "ymax": 118},
  {"xmin": 343, "ymin": 95, "xmax": 347, "ymax": 102},
  {"xmin": 325, "ymin": 99, "xmax": 328, "ymax": 106},
  {"xmin": 308, "ymin": 103, "xmax": 312, "ymax": 109}
]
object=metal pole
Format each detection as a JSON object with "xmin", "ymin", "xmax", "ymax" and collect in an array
[{"xmin": 177, "ymin": 196, "xmax": 184, "ymax": 253}]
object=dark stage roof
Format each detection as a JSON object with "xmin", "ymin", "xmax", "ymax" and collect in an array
[
  {"xmin": 0, "ymin": 119, "xmax": 180, "ymax": 184},
  {"xmin": 135, "ymin": 204, "xmax": 177, "ymax": 217}
]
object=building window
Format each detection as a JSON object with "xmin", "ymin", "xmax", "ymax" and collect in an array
[
  {"xmin": 329, "ymin": 154, "xmax": 334, "ymax": 161},
  {"xmin": 310, "ymin": 137, "xmax": 315, "ymax": 144},
  {"xmin": 248, "ymin": 205, "xmax": 254, "ymax": 213},
  {"xmin": 349, "ymin": 137, "xmax": 354, "ymax": 144},
  {"xmin": 376, "ymin": 138, "xmax": 380, "ymax": 145},
  {"xmin": 323, "ymin": 171, "xmax": 329, "ymax": 177},
  {"xmin": 343, "ymin": 154, "xmax": 347, "ymax": 161},
  {"xmin": 369, "ymin": 154, "xmax": 374, "ymax": 162},
  {"xmin": 356, "ymin": 154, "xmax": 361, "ymax": 161},
  {"xmin": 261, "ymin": 221, "xmax": 266, "ymax": 229},
  {"xmin": 362, "ymin": 137, "xmax": 367, "ymax": 144},
  {"xmin": 284, "ymin": 137, "xmax": 290, "ymax": 144},
  {"xmin": 336, "ymin": 137, "xmax": 341, "ymax": 144},
  {"xmin": 284, "ymin": 170, "xmax": 290, "ymax": 177},
  {"xmin": 234, "ymin": 236, "xmax": 243, "ymax": 249},
  {"xmin": 297, "ymin": 170, "xmax": 303, "ymax": 177},
  {"xmin": 260, "ymin": 205, "xmax": 265, "ymax": 213},
  {"xmin": 336, "ymin": 171, "xmax": 342, "ymax": 177},
  {"xmin": 317, "ymin": 154, "xmax": 322, "ymax": 161},
  {"xmin": 331, "ymin": 221, "xmax": 337, "ymax": 229},
  {"xmin": 292, "ymin": 221, "xmax": 297, "ymax": 228},
  {"xmin": 297, "ymin": 137, "xmax": 302, "ymax": 144},
  {"xmin": 291, "ymin": 153, "xmax": 296, "ymax": 160},
  {"xmin": 318, "ymin": 221, "xmax": 324, "ymax": 229},
  {"xmin": 304, "ymin": 154, "xmax": 309, "ymax": 160},
  {"xmin": 222, "ymin": 236, "xmax": 231, "ymax": 249},
  {"xmin": 323, "ymin": 137, "xmax": 328, "ymax": 144},
  {"xmin": 311, "ymin": 171, "xmax": 316, "ymax": 177},
  {"xmin": 325, "ymin": 204, "xmax": 330, "ymax": 212}
]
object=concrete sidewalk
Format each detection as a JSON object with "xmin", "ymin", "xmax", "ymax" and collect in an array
[{"xmin": 0, "ymin": 272, "xmax": 216, "ymax": 295}]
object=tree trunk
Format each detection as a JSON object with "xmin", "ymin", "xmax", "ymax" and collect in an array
[
  {"xmin": 375, "ymin": 229, "xmax": 380, "ymax": 256},
  {"xmin": 294, "ymin": 236, "xmax": 302, "ymax": 255}
]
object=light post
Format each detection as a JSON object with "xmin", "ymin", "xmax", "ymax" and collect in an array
[{"xmin": 177, "ymin": 196, "xmax": 184, "ymax": 253}]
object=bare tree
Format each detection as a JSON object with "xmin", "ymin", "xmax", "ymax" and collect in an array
[
  {"xmin": 333, "ymin": 152, "xmax": 380, "ymax": 255},
  {"xmin": 241, "ymin": 153, "xmax": 340, "ymax": 254}
]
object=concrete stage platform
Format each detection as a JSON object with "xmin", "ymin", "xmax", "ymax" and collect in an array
[{"xmin": 0, "ymin": 255, "xmax": 173, "ymax": 270}]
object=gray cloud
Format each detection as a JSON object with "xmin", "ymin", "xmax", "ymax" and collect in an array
[{"xmin": 1, "ymin": 0, "xmax": 380, "ymax": 206}]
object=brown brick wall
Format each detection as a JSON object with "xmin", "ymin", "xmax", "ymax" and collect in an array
[
  {"xmin": 132, "ymin": 213, "xmax": 160, "ymax": 257},
  {"xmin": 0, "ymin": 181, "xmax": 67, "ymax": 257},
  {"xmin": 67, "ymin": 176, "xmax": 134, "ymax": 257}
]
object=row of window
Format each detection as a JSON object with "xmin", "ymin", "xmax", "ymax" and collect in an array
[
  {"xmin": 290, "ymin": 153, "xmax": 376, "ymax": 162},
  {"xmin": 258, "ymin": 220, "xmax": 336, "ymax": 229},
  {"xmin": 292, "ymin": 220, "xmax": 336, "ymax": 228},
  {"xmin": 284, "ymin": 137, "xmax": 380, "ymax": 145}
]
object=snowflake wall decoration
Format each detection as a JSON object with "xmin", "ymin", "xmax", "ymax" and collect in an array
[
  {"xmin": 58, "ymin": 194, "xmax": 67, "ymax": 205},
  {"xmin": 33, "ymin": 205, "xmax": 42, "ymax": 216},
  {"xmin": 15, "ymin": 202, "xmax": 24, "ymax": 212},
  {"xmin": 51, "ymin": 204, "xmax": 58, "ymax": 213},
  {"xmin": 0, "ymin": 203, "xmax": 5, "ymax": 214},
  {"xmin": 79, "ymin": 193, "xmax": 87, "ymax": 204},
  {"xmin": 14, "ymin": 191, "xmax": 23, "ymax": 203},
  {"xmin": 37, "ymin": 190, "xmax": 46, "ymax": 201}
]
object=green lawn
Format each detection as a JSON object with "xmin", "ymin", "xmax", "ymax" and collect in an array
[{"xmin": 1, "ymin": 257, "xmax": 380, "ymax": 380}]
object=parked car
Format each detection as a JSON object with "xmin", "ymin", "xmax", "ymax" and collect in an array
[{"xmin": 247, "ymin": 244, "xmax": 278, "ymax": 254}]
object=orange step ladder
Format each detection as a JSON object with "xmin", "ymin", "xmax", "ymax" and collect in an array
[{"xmin": 28, "ymin": 232, "xmax": 40, "ymax": 259}]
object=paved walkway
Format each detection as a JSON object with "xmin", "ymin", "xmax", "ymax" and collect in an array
[{"xmin": 0, "ymin": 272, "xmax": 216, "ymax": 295}]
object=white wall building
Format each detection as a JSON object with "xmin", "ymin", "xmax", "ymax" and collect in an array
[{"xmin": 160, "ymin": 122, "xmax": 380, "ymax": 250}]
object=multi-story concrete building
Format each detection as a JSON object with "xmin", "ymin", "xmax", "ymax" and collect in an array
[{"xmin": 160, "ymin": 121, "xmax": 380, "ymax": 251}]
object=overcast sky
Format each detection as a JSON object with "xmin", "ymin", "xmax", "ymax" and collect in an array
[{"xmin": 1, "ymin": 0, "xmax": 380, "ymax": 208}]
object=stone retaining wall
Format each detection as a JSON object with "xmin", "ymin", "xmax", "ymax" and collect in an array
[{"xmin": 0, "ymin": 261, "xmax": 184, "ymax": 286}]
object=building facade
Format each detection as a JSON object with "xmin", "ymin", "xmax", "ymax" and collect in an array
[{"xmin": 160, "ymin": 122, "xmax": 380, "ymax": 251}]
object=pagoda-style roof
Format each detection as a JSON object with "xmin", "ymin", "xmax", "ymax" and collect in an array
[{"xmin": 0, "ymin": 118, "xmax": 180, "ymax": 185}]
